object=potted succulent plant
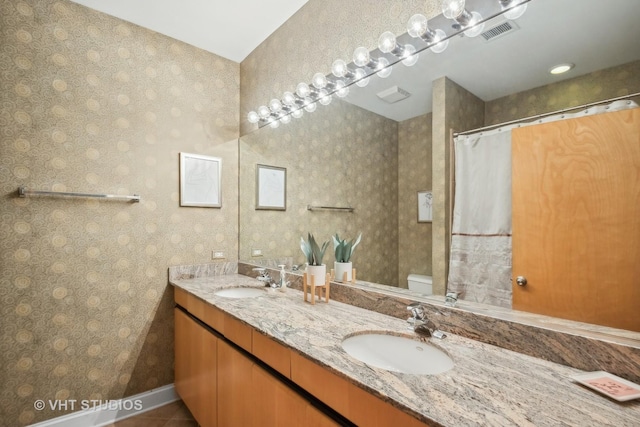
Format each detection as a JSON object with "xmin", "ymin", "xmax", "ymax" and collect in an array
[
  {"xmin": 332, "ymin": 232, "xmax": 361, "ymax": 283},
  {"xmin": 300, "ymin": 233, "xmax": 330, "ymax": 286}
]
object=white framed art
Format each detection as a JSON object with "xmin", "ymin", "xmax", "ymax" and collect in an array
[
  {"xmin": 418, "ymin": 190, "xmax": 433, "ymax": 222},
  {"xmin": 179, "ymin": 152, "xmax": 222, "ymax": 208},
  {"xmin": 256, "ymin": 164, "xmax": 286, "ymax": 210}
]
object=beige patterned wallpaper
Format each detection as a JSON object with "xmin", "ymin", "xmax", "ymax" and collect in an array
[
  {"xmin": 0, "ymin": 1, "xmax": 239, "ymax": 425},
  {"xmin": 239, "ymin": 99, "xmax": 400, "ymax": 286},
  {"xmin": 485, "ymin": 59, "xmax": 640, "ymax": 125},
  {"xmin": 398, "ymin": 113, "xmax": 433, "ymax": 288}
]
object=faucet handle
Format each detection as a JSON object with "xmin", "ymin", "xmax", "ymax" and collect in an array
[{"xmin": 407, "ymin": 302, "xmax": 426, "ymax": 320}]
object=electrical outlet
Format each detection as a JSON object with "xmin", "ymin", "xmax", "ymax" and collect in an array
[
  {"xmin": 212, "ymin": 251, "xmax": 225, "ymax": 259},
  {"xmin": 251, "ymin": 249, "xmax": 263, "ymax": 257}
]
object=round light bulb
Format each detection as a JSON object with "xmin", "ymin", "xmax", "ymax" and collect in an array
[
  {"xmin": 303, "ymin": 97, "xmax": 317, "ymax": 113},
  {"xmin": 429, "ymin": 29, "xmax": 449, "ymax": 53},
  {"xmin": 375, "ymin": 57, "xmax": 392, "ymax": 78},
  {"xmin": 318, "ymin": 89, "xmax": 332, "ymax": 106},
  {"xmin": 353, "ymin": 47, "xmax": 371, "ymax": 68},
  {"xmin": 504, "ymin": 3, "xmax": 527, "ymax": 20},
  {"xmin": 354, "ymin": 68, "xmax": 370, "ymax": 88},
  {"xmin": 335, "ymin": 80, "xmax": 349, "ymax": 98},
  {"xmin": 280, "ymin": 114, "xmax": 291, "ymax": 124},
  {"xmin": 331, "ymin": 59, "xmax": 349, "ymax": 78},
  {"xmin": 441, "ymin": 0, "xmax": 466, "ymax": 19},
  {"xmin": 282, "ymin": 91, "xmax": 296, "ymax": 106},
  {"xmin": 258, "ymin": 106, "xmax": 270, "ymax": 119},
  {"xmin": 269, "ymin": 98, "xmax": 282, "ymax": 112},
  {"xmin": 401, "ymin": 45, "xmax": 418, "ymax": 67},
  {"xmin": 247, "ymin": 111, "xmax": 260, "ymax": 124},
  {"xmin": 269, "ymin": 118, "xmax": 280, "ymax": 129},
  {"xmin": 378, "ymin": 31, "xmax": 397, "ymax": 54},
  {"xmin": 312, "ymin": 72, "xmax": 327, "ymax": 89},
  {"xmin": 296, "ymin": 82, "xmax": 311, "ymax": 98},
  {"xmin": 292, "ymin": 108, "xmax": 303, "ymax": 119},
  {"xmin": 463, "ymin": 11, "xmax": 485, "ymax": 38},
  {"xmin": 407, "ymin": 14, "xmax": 428, "ymax": 38}
]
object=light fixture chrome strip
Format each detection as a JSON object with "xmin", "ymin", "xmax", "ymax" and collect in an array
[{"xmin": 247, "ymin": 0, "xmax": 531, "ymax": 130}]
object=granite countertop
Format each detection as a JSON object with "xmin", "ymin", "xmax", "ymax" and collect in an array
[{"xmin": 170, "ymin": 274, "xmax": 640, "ymax": 427}]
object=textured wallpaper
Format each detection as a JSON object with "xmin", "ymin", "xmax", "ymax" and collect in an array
[
  {"xmin": 239, "ymin": 99, "xmax": 400, "ymax": 286},
  {"xmin": 0, "ymin": 1, "xmax": 239, "ymax": 425},
  {"xmin": 485, "ymin": 60, "xmax": 640, "ymax": 125},
  {"xmin": 398, "ymin": 113, "xmax": 433, "ymax": 288}
]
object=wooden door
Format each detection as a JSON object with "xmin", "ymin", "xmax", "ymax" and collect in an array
[{"xmin": 512, "ymin": 108, "xmax": 640, "ymax": 331}]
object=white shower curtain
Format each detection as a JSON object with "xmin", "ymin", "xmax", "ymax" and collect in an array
[{"xmin": 447, "ymin": 99, "xmax": 638, "ymax": 308}]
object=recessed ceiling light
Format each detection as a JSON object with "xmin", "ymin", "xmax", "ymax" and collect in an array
[{"xmin": 549, "ymin": 63, "xmax": 575, "ymax": 75}]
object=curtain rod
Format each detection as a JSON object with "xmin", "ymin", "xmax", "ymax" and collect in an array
[{"xmin": 454, "ymin": 92, "xmax": 640, "ymax": 137}]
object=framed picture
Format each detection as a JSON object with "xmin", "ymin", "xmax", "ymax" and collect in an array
[
  {"xmin": 418, "ymin": 190, "xmax": 433, "ymax": 222},
  {"xmin": 256, "ymin": 164, "xmax": 286, "ymax": 210},
  {"xmin": 179, "ymin": 152, "xmax": 222, "ymax": 208}
]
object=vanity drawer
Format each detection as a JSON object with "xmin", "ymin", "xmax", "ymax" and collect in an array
[
  {"xmin": 174, "ymin": 287, "xmax": 224, "ymax": 331},
  {"xmin": 291, "ymin": 351, "xmax": 427, "ymax": 427},
  {"xmin": 224, "ymin": 313, "xmax": 252, "ymax": 352},
  {"xmin": 252, "ymin": 330, "xmax": 291, "ymax": 378}
]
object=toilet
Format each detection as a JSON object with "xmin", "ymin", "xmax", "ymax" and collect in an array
[{"xmin": 407, "ymin": 274, "xmax": 433, "ymax": 295}]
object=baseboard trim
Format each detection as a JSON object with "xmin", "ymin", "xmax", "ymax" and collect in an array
[{"xmin": 28, "ymin": 384, "xmax": 179, "ymax": 427}]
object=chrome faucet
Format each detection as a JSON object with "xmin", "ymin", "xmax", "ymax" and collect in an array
[
  {"xmin": 407, "ymin": 303, "xmax": 446, "ymax": 339},
  {"xmin": 253, "ymin": 268, "xmax": 277, "ymax": 288}
]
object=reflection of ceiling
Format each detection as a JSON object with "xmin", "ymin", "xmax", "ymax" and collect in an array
[
  {"xmin": 68, "ymin": 0, "xmax": 308, "ymax": 62},
  {"xmin": 345, "ymin": 0, "xmax": 640, "ymax": 122}
]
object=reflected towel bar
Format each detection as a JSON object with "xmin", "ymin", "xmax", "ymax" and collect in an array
[
  {"xmin": 18, "ymin": 186, "xmax": 141, "ymax": 203},
  {"xmin": 307, "ymin": 205, "xmax": 354, "ymax": 213}
]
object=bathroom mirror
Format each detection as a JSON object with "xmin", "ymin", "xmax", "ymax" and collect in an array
[{"xmin": 239, "ymin": 0, "xmax": 640, "ymax": 330}]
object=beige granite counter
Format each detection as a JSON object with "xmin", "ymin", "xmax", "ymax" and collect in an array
[{"xmin": 170, "ymin": 273, "xmax": 640, "ymax": 426}]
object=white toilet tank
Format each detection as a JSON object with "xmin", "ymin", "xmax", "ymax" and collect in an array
[{"xmin": 407, "ymin": 274, "xmax": 433, "ymax": 295}]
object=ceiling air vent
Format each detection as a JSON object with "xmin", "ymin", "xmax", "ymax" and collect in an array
[
  {"xmin": 376, "ymin": 86, "xmax": 411, "ymax": 104},
  {"xmin": 481, "ymin": 20, "xmax": 519, "ymax": 42}
]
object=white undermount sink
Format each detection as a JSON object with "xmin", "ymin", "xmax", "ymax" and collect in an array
[
  {"xmin": 341, "ymin": 333, "xmax": 454, "ymax": 375},
  {"xmin": 214, "ymin": 287, "xmax": 264, "ymax": 298}
]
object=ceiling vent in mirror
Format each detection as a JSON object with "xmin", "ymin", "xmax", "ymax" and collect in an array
[
  {"xmin": 481, "ymin": 20, "xmax": 519, "ymax": 42},
  {"xmin": 376, "ymin": 86, "xmax": 411, "ymax": 104}
]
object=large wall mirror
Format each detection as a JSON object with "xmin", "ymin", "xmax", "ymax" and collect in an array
[{"xmin": 239, "ymin": 0, "xmax": 640, "ymax": 333}]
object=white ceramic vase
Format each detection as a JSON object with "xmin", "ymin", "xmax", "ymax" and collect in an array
[
  {"xmin": 306, "ymin": 264, "xmax": 326, "ymax": 286},
  {"xmin": 334, "ymin": 261, "xmax": 352, "ymax": 283}
]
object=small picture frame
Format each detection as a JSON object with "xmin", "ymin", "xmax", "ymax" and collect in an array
[
  {"xmin": 179, "ymin": 152, "xmax": 222, "ymax": 208},
  {"xmin": 418, "ymin": 190, "xmax": 433, "ymax": 222},
  {"xmin": 256, "ymin": 164, "xmax": 286, "ymax": 210}
]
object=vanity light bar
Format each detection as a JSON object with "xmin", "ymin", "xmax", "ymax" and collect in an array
[{"xmin": 247, "ymin": 0, "xmax": 529, "ymax": 129}]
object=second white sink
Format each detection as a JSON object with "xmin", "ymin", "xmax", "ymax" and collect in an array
[
  {"xmin": 342, "ymin": 333, "xmax": 454, "ymax": 375},
  {"xmin": 215, "ymin": 287, "xmax": 264, "ymax": 299}
]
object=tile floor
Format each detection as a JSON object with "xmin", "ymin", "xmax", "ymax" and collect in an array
[{"xmin": 107, "ymin": 400, "xmax": 198, "ymax": 427}]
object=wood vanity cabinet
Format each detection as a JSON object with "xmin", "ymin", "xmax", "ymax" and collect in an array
[{"xmin": 174, "ymin": 288, "xmax": 339, "ymax": 426}]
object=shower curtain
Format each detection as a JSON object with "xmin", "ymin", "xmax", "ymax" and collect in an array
[{"xmin": 447, "ymin": 99, "xmax": 638, "ymax": 308}]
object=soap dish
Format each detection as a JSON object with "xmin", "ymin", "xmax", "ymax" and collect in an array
[{"xmin": 571, "ymin": 371, "xmax": 640, "ymax": 402}]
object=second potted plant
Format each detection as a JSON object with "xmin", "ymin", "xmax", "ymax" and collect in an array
[
  {"xmin": 332, "ymin": 232, "xmax": 361, "ymax": 283},
  {"xmin": 300, "ymin": 233, "xmax": 330, "ymax": 286}
]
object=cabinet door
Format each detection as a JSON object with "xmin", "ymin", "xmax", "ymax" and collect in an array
[
  {"xmin": 217, "ymin": 340, "xmax": 254, "ymax": 426},
  {"xmin": 174, "ymin": 309, "xmax": 217, "ymax": 427}
]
